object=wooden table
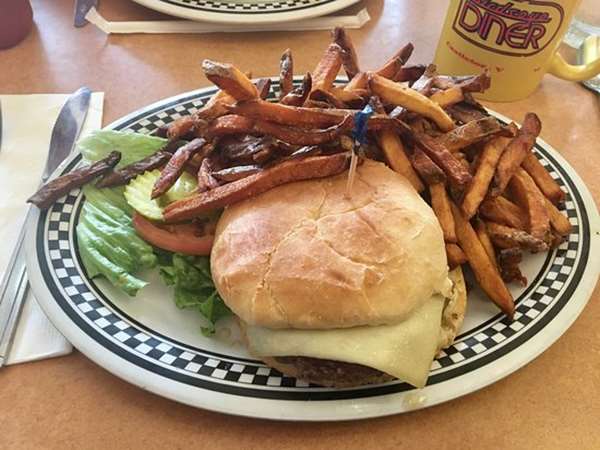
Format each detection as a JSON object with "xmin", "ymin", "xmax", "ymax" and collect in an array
[{"xmin": 1, "ymin": 0, "xmax": 599, "ymax": 448}]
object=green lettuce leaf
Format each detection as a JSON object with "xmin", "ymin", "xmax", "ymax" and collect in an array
[
  {"xmin": 78, "ymin": 129, "xmax": 167, "ymax": 167},
  {"xmin": 75, "ymin": 130, "xmax": 166, "ymax": 295},
  {"xmin": 75, "ymin": 129, "xmax": 228, "ymax": 335},
  {"xmin": 77, "ymin": 185, "xmax": 157, "ymax": 296},
  {"xmin": 157, "ymin": 252, "xmax": 231, "ymax": 335}
]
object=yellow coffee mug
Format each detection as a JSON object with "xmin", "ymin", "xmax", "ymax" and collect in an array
[{"xmin": 434, "ymin": 0, "xmax": 600, "ymax": 101}]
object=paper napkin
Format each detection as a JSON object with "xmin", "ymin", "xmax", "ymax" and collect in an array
[
  {"xmin": 0, "ymin": 92, "xmax": 104, "ymax": 365},
  {"xmin": 84, "ymin": 6, "xmax": 370, "ymax": 34}
]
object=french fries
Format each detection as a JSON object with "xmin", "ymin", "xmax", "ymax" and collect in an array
[
  {"xmin": 309, "ymin": 89, "xmax": 347, "ymax": 108},
  {"xmin": 202, "ymin": 60, "xmax": 258, "ymax": 101},
  {"xmin": 196, "ymin": 89, "xmax": 236, "ymax": 122},
  {"xmin": 544, "ymin": 196, "xmax": 572, "ymax": 236},
  {"xmin": 492, "ymin": 113, "xmax": 541, "ymax": 195},
  {"xmin": 253, "ymin": 115, "xmax": 353, "ymax": 145},
  {"xmin": 97, "ymin": 151, "xmax": 172, "ymax": 189},
  {"xmin": 138, "ymin": 31, "xmax": 571, "ymax": 321},
  {"xmin": 446, "ymin": 243, "xmax": 467, "ymax": 269},
  {"xmin": 226, "ymin": 100, "xmax": 401, "ymax": 132},
  {"xmin": 25, "ymin": 30, "xmax": 574, "ymax": 324},
  {"xmin": 369, "ymin": 73, "xmax": 456, "ymax": 131},
  {"xmin": 548, "ymin": 232, "xmax": 567, "ymax": 249},
  {"xmin": 432, "ymin": 71, "xmax": 491, "ymax": 92},
  {"xmin": 414, "ymin": 133, "xmax": 472, "ymax": 190},
  {"xmin": 411, "ymin": 65, "xmax": 437, "ymax": 95},
  {"xmin": 521, "ymin": 153, "xmax": 565, "ymax": 204},
  {"xmin": 446, "ymin": 103, "xmax": 488, "ymax": 124},
  {"xmin": 427, "ymin": 71, "xmax": 491, "ymax": 108},
  {"xmin": 28, "ymin": 152, "xmax": 121, "ymax": 209},
  {"xmin": 473, "ymin": 218, "xmax": 497, "ymax": 268},
  {"xmin": 429, "ymin": 182, "xmax": 457, "ymax": 243},
  {"xmin": 485, "ymin": 222, "xmax": 548, "ymax": 252},
  {"xmin": 344, "ymin": 71, "xmax": 369, "ymax": 91},
  {"xmin": 329, "ymin": 86, "xmax": 367, "ymax": 107},
  {"xmin": 461, "ymin": 133, "xmax": 513, "ymax": 219},
  {"xmin": 429, "ymin": 87, "xmax": 463, "ymax": 108},
  {"xmin": 410, "ymin": 147, "xmax": 446, "ymax": 185},
  {"xmin": 279, "ymin": 49, "xmax": 294, "ymax": 99},
  {"xmin": 208, "ymin": 114, "xmax": 255, "ymax": 136},
  {"xmin": 508, "ymin": 168, "xmax": 551, "ymax": 242},
  {"xmin": 497, "ymin": 248, "xmax": 527, "ymax": 286},
  {"xmin": 208, "ymin": 113, "xmax": 353, "ymax": 146},
  {"xmin": 281, "ymin": 72, "xmax": 312, "ymax": 107},
  {"xmin": 393, "ymin": 64, "xmax": 427, "ymax": 83},
  {"xmin": 332, "ymin": 27, "xmax": 360, "ymax": 80},
  {"xmin": 376, "ymin": 43, "xmax": 414, "ymax": 80},
  {"xmin": 344, "ymin": 43, "xmax": 415, "ymax": 92},
  {"xmin": 212, "ymin": 165, "xmax": 262, "ymax": 182},
  {"xmin": 480, "ymin": 196, "xmax": 528, "ymax": 230},
  {"xmin": 198, "ymin": 155, "xmax": 221, "ymax": 192},
  {"xmin": 152, "ymin": 138, "xmax": 208, "ymax": 199},
  {"xmin": 166, "ymin": 115, "xmax": 195, "ymax": 140},
  {"xmin": 434, "ymin": 117, "xmax": 509, "ymax": 153},
  {"xmin": 164, "ymin": 153, "xmax": 349, "ymax": 222},
  {"xmin": 311, "ymin": 43, "xmax": 343, "ymax": 92},
  {"xmin": 376, "ymin": 129, "xmax": 425, "ymax": 192},
  {"xmin": 450, "ymin": 201, "xmax": 515, "ymax": 317},
  {"xmin": 255, "ymin": 78, "xmax": 272, "ymax": 100},
  {"xmin": 226, "ymin": 100, "xmax": 342, "ymax": 127}
]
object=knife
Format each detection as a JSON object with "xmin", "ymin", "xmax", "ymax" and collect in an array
[
  {"xmin": 0, "ymin": 87, "xmax": 91, "ymax": 367},
  {"xmin": 74, "ymin": 0, "xmax": 98, "ymax": 28}
]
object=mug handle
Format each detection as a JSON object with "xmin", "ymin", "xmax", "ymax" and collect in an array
[{"xmin": 549, "ymin": 38, "xmax": 600, "ymax": 82}]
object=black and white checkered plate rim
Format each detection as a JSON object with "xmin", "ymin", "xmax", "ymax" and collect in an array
[
  {"xmin": 129, "ymin": 0, "xmax": 361, "ymax": 24},
  {"xmin": 25, "ymin": 82, "xmax": 600, "ymax": 420}
]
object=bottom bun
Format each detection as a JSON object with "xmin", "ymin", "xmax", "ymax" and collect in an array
[{"xmin": 244, "ymin": 267, "xmax": 467, "ymax": 388}]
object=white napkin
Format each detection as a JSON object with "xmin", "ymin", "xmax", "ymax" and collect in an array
[
  {"xmin": 0, "ymin": 93, "xmax": 104, "ymax": 365},
  {"xmin": 85, "ymin": 6, "xmax": 370, "ymax": 34}
]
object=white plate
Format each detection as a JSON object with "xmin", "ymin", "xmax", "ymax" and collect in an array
[
  {"xmin": 25, "ymin": 82, "xmax": 600, "ymax": 421},
  {"xmin": 130, "ymin": 0, "xmax": 361, "ymax": 24}
]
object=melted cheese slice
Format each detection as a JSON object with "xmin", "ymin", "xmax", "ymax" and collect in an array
[{"xmin": 245, "ymin": 296, "xmax": 445, "ymax": 388}]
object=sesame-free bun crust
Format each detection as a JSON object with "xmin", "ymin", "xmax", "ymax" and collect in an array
[{"xmin": 211, "ymin": 160, "xmax": 449, "ymax": 330}]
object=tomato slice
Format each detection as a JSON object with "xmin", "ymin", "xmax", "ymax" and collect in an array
[{"xmin": 132, "ymin": 213, "xmax": 214, "ymax": 256}]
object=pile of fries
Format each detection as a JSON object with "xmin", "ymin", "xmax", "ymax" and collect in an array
[
  {"xmin": 29, "ymin": 28, "xmax": 571, "ymax": 319},
  {"xmin": 155, "ymin": 29, "xmax": 572, "ymax": 318}
]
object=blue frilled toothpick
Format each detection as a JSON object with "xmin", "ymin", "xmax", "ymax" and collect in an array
[{"xmin": 345, "ymin": 104, "xmax": 374, "ymax": 197}]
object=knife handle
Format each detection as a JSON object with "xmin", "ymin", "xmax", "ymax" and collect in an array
[{"xmin": 0, "ymin": 209, "xmax": 32, "ymax": 366}]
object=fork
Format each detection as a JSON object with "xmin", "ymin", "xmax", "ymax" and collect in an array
[{"xmin": 0, "ymin": 97, "xmax": 30, "ymax": 365}]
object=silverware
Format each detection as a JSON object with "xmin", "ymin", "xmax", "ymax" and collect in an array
[
  {"xmin": 74, "ymin": 0, "xmax": 98, "ymax": 27},
  {"xmin": 0, "ymin": 87, "xmax": 91, "ymax": 367}
]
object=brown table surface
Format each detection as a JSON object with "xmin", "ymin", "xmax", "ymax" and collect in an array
[{"xmin": 1, "ymin": 0, "xmax": 599, "ymax": 448}]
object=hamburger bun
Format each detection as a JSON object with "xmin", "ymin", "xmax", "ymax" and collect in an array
[{"xmin": 211, "ymin": 159, "xmax": 451, "ymax": 330}]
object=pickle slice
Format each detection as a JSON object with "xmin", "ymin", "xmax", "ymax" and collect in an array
[
  {"xmin": 124, "ymin": 170, "xmax": 198, "ymax": 221},
  {"xmin": 124, "ymin": 170, "xmax": 164, "ymax": 221},
  {"xmin": 160, "ymin": 171, "xmax": 198, "ymax": 205}
]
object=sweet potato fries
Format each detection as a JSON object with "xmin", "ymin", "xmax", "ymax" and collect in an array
[
  {"xmin": 30, "ymin": 28, "xmax": 571, "ymax": 320},
  {"xmin": 164, "ymin": 153, "xmax": 349, "ymax": 222},
  {"xmin": 141, "ymin": 30, "xmax": 572, "ymax": 318}
]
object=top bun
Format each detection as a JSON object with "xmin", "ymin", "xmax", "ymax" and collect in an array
[{"xmin": 211, "ymin": 159, "xmax": 449, "ymax": 330}]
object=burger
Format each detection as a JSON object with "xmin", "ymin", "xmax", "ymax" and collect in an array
[{"xmin": 211, "ymin": 160, "xmax": 466, "ymax": 388}]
